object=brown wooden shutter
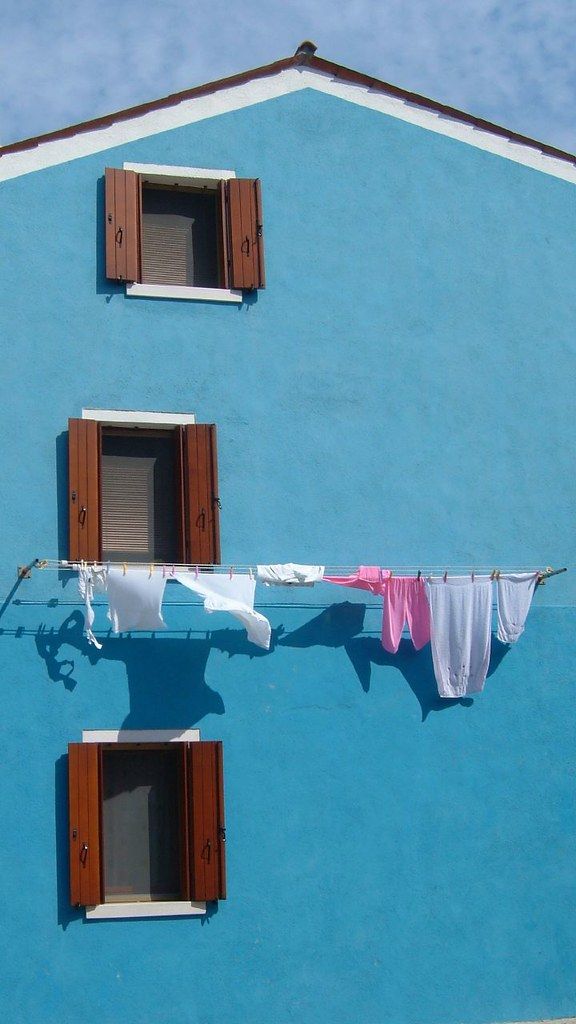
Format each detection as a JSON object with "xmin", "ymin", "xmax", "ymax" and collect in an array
[
  {"xmin": 105, "ymin": 168, "xmax": 141, "ymax": 282},
  {"xmin": 225, "ymin": 179, "xmax": 265, "ymax": 290},
  {"xmin": 68, "ymin": 743, "xmax": 102, "ymax": 907},
  {"xmin": 68, "ymin": 418, "xmax": 101, "ymax": 562},
  {"xmin": 180, "ymin": 424, "xmax": 221, "ymax": 565},
  {"xmin": 188, "ymin": 741, "xmax": 226, "ymax": 901}
]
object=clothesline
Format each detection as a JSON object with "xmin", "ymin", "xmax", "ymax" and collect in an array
[
  {"xmin": 25, "ymin": 559, "xmax": 566, "ymax": 578},
  {"xmin": 31, "ymin": 560, "xmax": 567, "ymax": 700}
]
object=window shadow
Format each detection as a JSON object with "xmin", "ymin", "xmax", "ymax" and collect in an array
[
  {"xmin": 55, "ymin": 754, "xmax": 83, "ymax": 929},
  {"xmin": 55, "ymin": 432, "xmax": 69, "ymax": 563}
]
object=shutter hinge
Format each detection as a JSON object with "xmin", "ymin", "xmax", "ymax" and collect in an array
[{"xmin": 213, "ymin": 496, "xmax": 221, "ymax": 510}]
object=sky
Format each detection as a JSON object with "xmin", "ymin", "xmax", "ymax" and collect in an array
[{"xmin": 1, "ymin": 0, "xmax": 576, "ymax": 153}]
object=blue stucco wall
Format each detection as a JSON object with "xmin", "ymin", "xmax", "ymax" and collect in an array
[{"xmin": 0, "ymin": 88, "xmax": 574, "ymax": 1024}]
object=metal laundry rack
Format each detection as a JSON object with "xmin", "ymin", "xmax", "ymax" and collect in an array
[{"xmin": 17, "ymin": 559, "xmax": 568, "ymax": 584}]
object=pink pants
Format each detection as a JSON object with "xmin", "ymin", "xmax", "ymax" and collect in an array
[
  {"xmin": 382, "ymin": 576, "xmax": 430, "ymax": 653},
  {"xmin": 324, "ymin": 567, "xmax": 430, "ymax": 653}
]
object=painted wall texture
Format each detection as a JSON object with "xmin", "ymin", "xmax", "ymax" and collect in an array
[{"xmin": 0, "ymin": 86, "xmax": 574, "ymax": 1024}]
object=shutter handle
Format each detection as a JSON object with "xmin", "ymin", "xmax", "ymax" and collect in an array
[
  {"xmin": 241, "ymin": 235, "xmax": 250, "ymax": 256},
  {"xmin": 80, "ymin": 843, "xmax": 88, "ymax": 864},
  {"xmin": 79, "ymin": 506, "xmax": 87, "ymax": 526},
  {"xmin": 116, "ymin": 227, "xmax": 123, "ymax": 246}
]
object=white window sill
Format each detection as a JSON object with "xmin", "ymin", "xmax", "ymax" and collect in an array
[
  {"xmin": 126, "ymin": 282, "xmax": 243, "ymax": 303},
  {"xmin": 86, "ymin": 901, "xmax": 206, "ymax": 920}
]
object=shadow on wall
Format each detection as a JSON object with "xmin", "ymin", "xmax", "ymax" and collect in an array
[
  {"xmin": 32, "ymin": 601, "xmax": 511, "ymax": 725},
  {"xmin": 55, "ymin": 432, "xmax": 68, "ymax": 562},
  {"xmin": 35, "ymin": 611, "xmax": 226, "ymax": 725},
  {"xmin": 277, "ymin": 601, "xmax": 511, "ymax": 721}
]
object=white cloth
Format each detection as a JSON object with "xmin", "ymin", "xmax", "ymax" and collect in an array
[
  {"xmin": 496, "ymin": 572, "xmax": 538, "ymax": 643},
  {"xmin": 77, "ymin": 565, "xmax": 108, "ymax": 649},
  {"xmin": 256, "ymin": 563, "xmax": 325, "ymax": 586},
  {"xmin": 106, "ymin": 567, "xmax": 167, "ymax": 633},
  {"xmin": 176, "ymin": 572, "xmax": 271, "ymax": 650},
  {"xmin": 425, "ymin": 576, "xmax": 492, "ymax": 698}
]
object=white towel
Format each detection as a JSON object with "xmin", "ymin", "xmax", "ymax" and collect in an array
[
  {"xmin": 496, "ymin": 572, "xmax": 539, "ymax": 644},
  {"xmin": 425, "ymin": 576, "xmax": 493, "ymax": 698},
  {"xmin": 77, "ymin": 565, "xmax": 108, "ymax": 649},
  {"xmin": 106, "ymin": 567, "xmax": 167, "ymax": 633},
  {"xmin": 257, "ymin": 563, "xmax": 325, "ymax": 586},
  {"xmin": 176, "ymin": 572, "xmax": 271, "ymax": 650}
]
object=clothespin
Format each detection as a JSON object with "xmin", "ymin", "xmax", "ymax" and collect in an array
[
  {"xmin": 249, "ymin": 567, "xmax": 254, "ymax": 581},
  {"xmin": 471, "ymin": 569, "xmax": 475, "ymax": 582},
  {"xmin": 417, "ymin": 569, "xmax": 421, "ymax": 580},
  {"xmin": 149, "ymin": 563, "xmax": 154, "ymax": 578},
  {"xmin": 495, "ymin": 569, "xmax": 500, "ymax": 580},
  {"xmin": 490, "ymin": 569, "xmax": 496, "ymax": 581},
  {"xmin": 443, "ymin": 570, "xmax": 448, "ymax": 583},
  {"xmin": 171, "ymin": 564, "xmax": 175, "ymax": 578},
  {"xmin": 229, "ymin": 565, "xmax": 234, "ymax": 580},
  {"xmin": 195, "ymin": 565, "xmax": 199, "ymax": 579},
  {"xmin": 122, "ymin": 562, "xmax": 127, "ymax": 576},
  {"xmin": 162, "ymin": 564, "xmax": 167, "ymax": 578}
]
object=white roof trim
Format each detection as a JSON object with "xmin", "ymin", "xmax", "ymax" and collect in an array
[{"xmin": 2, "ymin": 66, "xmax": 576, "ymax": 185}]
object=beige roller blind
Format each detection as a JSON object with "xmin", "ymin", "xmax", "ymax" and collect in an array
[{"xmin": 101, "ymin": 431, "xmax": 178, "ymax": 562}]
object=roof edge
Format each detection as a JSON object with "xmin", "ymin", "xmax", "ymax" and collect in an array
[{"xmin": 1, "ymin": 50, "xmax": 575, "ymax": 169}]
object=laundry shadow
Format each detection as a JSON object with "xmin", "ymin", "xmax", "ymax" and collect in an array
[
  {"xmin": 278, "ymin": 600, "xmax": 366, "ymax": 648},
  {"xmin": 35, "ymin": 612, "xmax": 225, "ymax": 723},
  {"xmin": 344, "ymin": 635, "xmax": 511, "ymax": 720},
  {"xmin": 35, "ymin": 612, "xmax": 283, "ymax": 723},
  {"xmin": 278, "ymin": 602, "xmax": 511, "ymax": 720},
  {"xmin": 35, "ymin": 603, "xmax": 513, "ymax": 726}
]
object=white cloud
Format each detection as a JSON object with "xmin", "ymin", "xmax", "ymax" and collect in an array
[{"xmin": 1, "ymin": 0, "xmax": 575, "ymax": 151}]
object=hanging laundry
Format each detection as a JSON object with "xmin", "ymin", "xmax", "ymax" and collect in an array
[
  {"xmin": 257, "ymin": 564, "xmax": 325, "ymax": 586},
  {"xmin": 425, "ymin": 576, "xmax": 492, "ymax": 698},
  {"xmin": 382, "ymin": 576, "xmax": 431, "ymax": 654},
  {"xmin": 176, "ymin": 572, "xmax": 271, "ymax": 650},
  {"xmin": 323, "ymin": 566, "xmax": 389, "ymax": 594},
  {"xmin": 325, "ymin": 567, "xmax": 430, "ymax": 653},
  {"xmin": 496, "ymin": 572, "xmax": 539, "ymax": 644},
  {"xmin": 77, "ymin": 564, "xmax": 107, "ymax": 649},
  {"xmin": 106, "ymin": 567, "xmax": 167, "ymax": 633}
]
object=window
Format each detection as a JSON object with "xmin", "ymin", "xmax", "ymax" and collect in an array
[
  {"xmin": 68, "ymin": 731, "xmax": 226, "ymax": 918},
  {"xmin": 105, "ymin": 164, "xmax": 265, "ymax": 302},
  {"xmin": 68, "ymin": 411, "xmax": 220, "ymax": 564}
]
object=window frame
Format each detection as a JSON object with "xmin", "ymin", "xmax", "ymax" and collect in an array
[
  {"xmin": 107, "ymin": 162, "xmax": 264, "ymax": 302},
  {"xmin": 68, "ymin": 410, "xmax": 221, "ymax": 565},
  {"xmin": 128, "ymin": 162, "xmax": 240, "ymax": 302},
  {"xmin": 70, "ymin": 730, "xmax": 225, "ymax": 920}
]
